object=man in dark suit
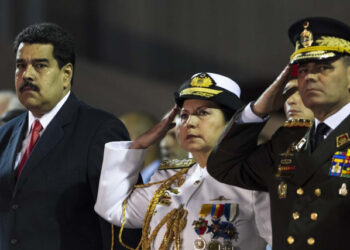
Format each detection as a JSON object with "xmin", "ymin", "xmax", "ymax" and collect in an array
[
  {"xmin": 207, "ymin": 17, "xmax": 350, "ymax": 249},
  {"xmin": 0, "ymin": 23, "xmax": 140, "ymax": 250}
]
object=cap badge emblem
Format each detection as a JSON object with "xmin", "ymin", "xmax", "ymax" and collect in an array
[
  {"xmin": 190, "ymin": 74, "xmax": 213, "ymax": 88},
  {"xmin": 300, "ymin": 21, "xmax": 314, "ymax": 48}
]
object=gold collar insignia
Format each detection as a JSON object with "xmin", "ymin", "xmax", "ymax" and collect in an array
[{"xmin": 336, "ymin": 133, "xmax": 350, "ymax": 148}]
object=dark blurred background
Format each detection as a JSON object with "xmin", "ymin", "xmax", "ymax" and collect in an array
[{"xmin": 1, "ymin": 0, "xmax": 350, "ymax": 119}]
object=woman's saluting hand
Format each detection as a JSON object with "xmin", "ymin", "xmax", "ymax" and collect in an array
[{"xmin": 130, "ymin": 105, "xmax": 180, "ymax": 149}]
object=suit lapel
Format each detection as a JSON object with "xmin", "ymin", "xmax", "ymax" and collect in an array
[
  {"xmin": 0, "ymin": 113, "xmax": 27, "ymax": 189},
  {"xmin": 14, "ymin": 94, "xmax": 79, "ymax": 192},
  {"xmin": 292, "ymin": 115, "xmax": 350, "ymax": 186}
]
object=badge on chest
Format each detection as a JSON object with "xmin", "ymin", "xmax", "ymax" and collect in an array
[
  {"xmin": 329, "ymin": 149, "xmax": 350, "ymax": 178},
  {"xmin": 276, "ymin": 142, "xmax": 299, "ymax": 178}
]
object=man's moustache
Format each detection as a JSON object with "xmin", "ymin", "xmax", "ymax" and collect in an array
[{"xmin": 19, "ymin": 81, "xmax": 40, "ymax": 93}]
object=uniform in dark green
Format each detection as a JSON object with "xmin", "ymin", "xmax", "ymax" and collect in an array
[
  {"xmin": 208, "ymin": 114, "xmax": 350, "ymax": 249},
  {"xmin": 208, "ymin": 16, "xmax": 350, "ymax": 250}
]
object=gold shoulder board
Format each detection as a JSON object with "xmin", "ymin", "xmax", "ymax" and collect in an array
[
  {"xmin": 158, "ymin": 158, "xmax": 196, "ymax": 170},
  {"xmin": 283, "ymin": 119, "xmax": 313, "ymax": 128}
]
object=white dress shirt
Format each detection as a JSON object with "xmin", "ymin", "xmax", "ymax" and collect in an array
[
  {"xmin": 15, "ymin": 91, "xmax": 71, "ymax": 169},
  {"xmin": 314, "ymin": 102, "xmax": 350, "ymax": 139}
]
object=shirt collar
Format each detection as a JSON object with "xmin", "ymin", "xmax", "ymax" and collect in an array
[
  {"xmin": 28, "ymin": 91, "xmax": 71, "ymax": 132},
  {"xmin": 190, "ymin": 163, "xmax": 208, "ymax": 178},
  {"xmin": 314, "ymin": 102, "xmax": 350, "ymax": 130}
]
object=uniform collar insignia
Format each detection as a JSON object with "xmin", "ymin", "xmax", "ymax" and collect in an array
[
  {"xmin": 294, "ymin": 137, "xmax": 307, "ymax": 152},
  {"xmin": 158, "ymin": 158, "xmax": 196, "ymax": 170},
  {"xmin": 336, "ymin": 133, "xmax": 350, "ymax": 148}
]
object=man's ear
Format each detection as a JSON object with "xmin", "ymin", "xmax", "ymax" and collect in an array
[{"xmin": 62, "ymin": 63, "xmax": 73, "ymax": 89}]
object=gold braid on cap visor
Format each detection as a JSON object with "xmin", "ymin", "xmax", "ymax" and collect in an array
[
  {"xmin": 180, "ymin": 87, "xmax": 223, "ymax": 98},
  {"xmin": 290, "ymin": 36, "xmax": 350, "ymax": 63}
]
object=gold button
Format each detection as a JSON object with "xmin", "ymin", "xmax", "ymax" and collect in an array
[
  {"xmin": 310, "ymin": 213, "xmax": 318, "ymax": 221},
  {"xmin": 307, "ymin": 237, "xmax": 315, "ymax": 245},
  {"xmin": 296, "ymin": 188, "xmax": 304, "ymax": 195},
  {"xmin": 292, "ymin": 212, "xmax": 300, "ymax": 220},
  {"xmin": 287, "ymin": 236, "xmax": 294, "ymax": 245},
  {"xmin": 314, "ymin": 188, "xmax": 321, "ymax": 197}
]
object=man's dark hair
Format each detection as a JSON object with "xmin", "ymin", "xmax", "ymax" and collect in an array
[{"xmin": 13, "ymin": 23, "xmax": 75, "ymax": 84}]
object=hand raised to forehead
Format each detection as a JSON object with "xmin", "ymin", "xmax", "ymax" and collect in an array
[
  {"xmin": 252, "ymin": 64, "xmax": 295, "ymax": 117},
  {"xmin": 129, "ymin": 105, "xmax": 180, "ymax": 149}
]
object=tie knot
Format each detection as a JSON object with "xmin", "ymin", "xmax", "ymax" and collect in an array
[
  {"xmin": 312, "ymin": 123, "xmax": 330, "ymax": 151},
  {"xmin": 315, "ymin": 123, "xmax": 330, "ymax": 137},
  {"xmin": 32, "ymin": 120, "xmax": 43, "ymax": 133}
]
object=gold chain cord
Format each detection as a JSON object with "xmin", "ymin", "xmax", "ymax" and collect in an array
[
  {"xmin": 113, "ymin": 168, "xmax": 190, "ymax": 250},
  {"xmin": 110, "ymin": 224, "xmax": 115, "ymax": 250}
]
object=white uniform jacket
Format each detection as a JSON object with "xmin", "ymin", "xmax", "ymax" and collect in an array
[{"xmin": 95, "ymin": 141, "xmax": 272, "ymax": 249}]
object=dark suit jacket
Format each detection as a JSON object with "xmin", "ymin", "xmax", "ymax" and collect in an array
[
  {"xmin": 207, "ymin": 111, "xmax": 350, "ymax": 249},
  {"xmin": 0, "ymin": 93, "xmax": 141, "ymax": 250}
]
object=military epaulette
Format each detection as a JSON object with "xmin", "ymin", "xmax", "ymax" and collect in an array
[
  {"xmin": 158, "ymin": 158, "xmax": 196, "ymax": 170},
  {"xmin": 283, "ymin": 118, "xmax": 313, "ymax": 128}
]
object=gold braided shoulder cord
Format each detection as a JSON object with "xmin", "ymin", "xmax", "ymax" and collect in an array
[{"xmin": 114, "ymin": 168, "xmax": 190, "ymax": 250}]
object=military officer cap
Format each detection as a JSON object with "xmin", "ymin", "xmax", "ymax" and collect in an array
[
  {"xmin": 289, "ymin": 17, "xmax": 350, "ymax": 64},
  {"xmin": 174, "ymin": 72, "xmax": 242, "ymax": 112}
]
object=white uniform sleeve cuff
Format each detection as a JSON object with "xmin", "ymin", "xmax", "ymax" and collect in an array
[
  {"xmin": 238, "ymin": 102, "xmax": 270, "ymax": 123},
  {"xmin": 94, "ymin": 141, "xmax": 146, "ymax": 225}
]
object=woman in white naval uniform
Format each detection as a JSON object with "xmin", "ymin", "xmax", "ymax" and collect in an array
[{"xmin": 95, "ymin": 72, "xmax": 272, "ymax": 250}]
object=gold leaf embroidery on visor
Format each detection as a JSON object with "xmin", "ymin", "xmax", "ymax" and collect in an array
[{"xmin": 180, "ymin": 88, "xmax": 223, "ymax": 98}]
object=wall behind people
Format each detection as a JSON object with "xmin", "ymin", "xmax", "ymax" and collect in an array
[
  {"xmin": 0, "ymin": 90, "xmax": 21, "ymax": 115},
  {"xmin": 2, "ymin": 0, "xmax": 350, "ymax": 118},
  {"xmin": 0, "ymin": 41, "xmax": 175, "ymax": 118},
  {"xmin": 0, "ymin": 90, "xmax": 25, "ymax": 125}
]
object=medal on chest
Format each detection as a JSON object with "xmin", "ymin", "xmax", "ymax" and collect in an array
[
  {"xmin": 192, "ymin": 204, "xmax": 211, "ymax": 249},
  {"xmin": 193, "ymin": 203, "xmax": 238, "ymax": 250}
]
